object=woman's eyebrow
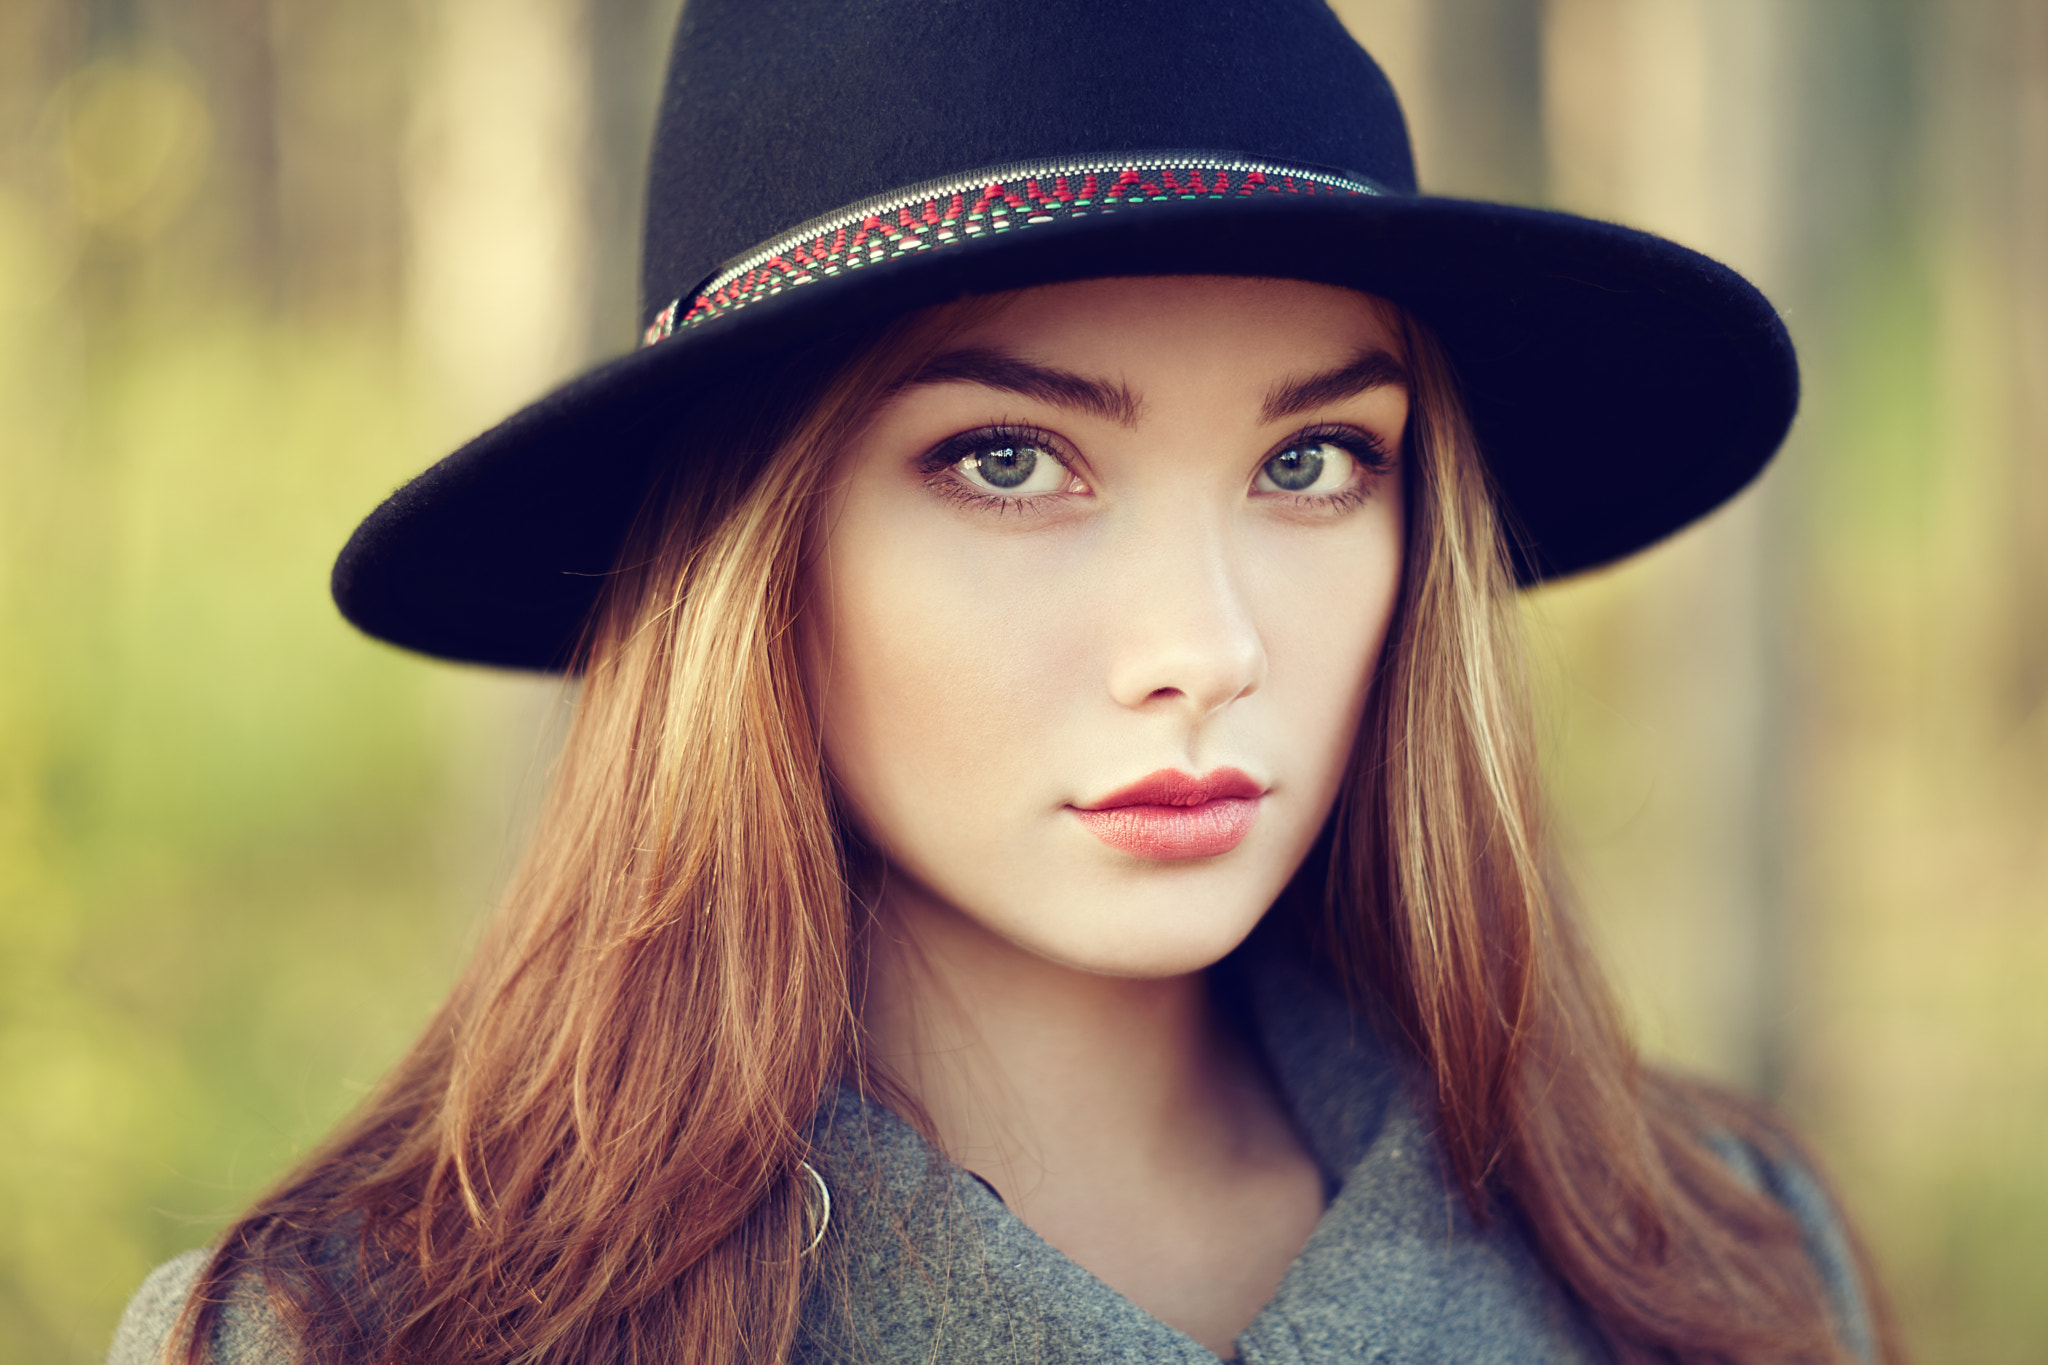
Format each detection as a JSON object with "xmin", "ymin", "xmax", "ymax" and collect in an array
[
  {"xmin": 1261, "ymin": 349, "xmax": 1411, "ymax": 423},
  {"xmin": 895, "ymin": 347, "xmax": 1143, "ymax": 427}
]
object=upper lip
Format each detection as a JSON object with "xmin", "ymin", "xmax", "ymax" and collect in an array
[{"xmin": 1074, "ymin": 767, "xmax": 1266, "ymax": 810}]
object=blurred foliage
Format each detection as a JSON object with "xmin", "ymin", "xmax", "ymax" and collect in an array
[
  {"xmin": 0, "ymin": 1, "xmax": 2042, "ymax": 1363},
  {"xmin": 0, "ymin": 2, "xmax": 591, "ymax": 1358},
  {"xmin": 1504, "ymin": 1, "xmax": 2048, "ymax": 1359}
]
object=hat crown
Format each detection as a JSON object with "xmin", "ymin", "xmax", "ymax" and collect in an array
[{"xmin": 640, "ymin": 0, "xmax": 1416, "ymax": 329}]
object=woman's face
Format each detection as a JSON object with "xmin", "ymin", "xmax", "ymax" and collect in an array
[{"xmin": 805, "ymin": 276, "xmax": 1407, "ymax": 979}]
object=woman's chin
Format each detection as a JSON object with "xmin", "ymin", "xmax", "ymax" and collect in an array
[
  {"xmin": 883, "ymin": 827, "xmax": 1298, "ymax": 980},
  {"xmin": 979, "ymin": 889, "xmax": 1276, "ymax": 981}
]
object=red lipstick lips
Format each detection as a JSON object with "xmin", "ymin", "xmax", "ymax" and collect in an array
[{"xmin": 1069, "ymin": 767, "xmax": 1265, "ymax": 860}]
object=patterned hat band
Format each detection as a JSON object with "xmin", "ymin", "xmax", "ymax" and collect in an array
[{"xmin": 641, "ymin": 154, "xmax": 1385, "ymax": 345}]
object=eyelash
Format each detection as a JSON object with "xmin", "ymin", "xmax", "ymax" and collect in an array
[
  {"xmin": 1265, "ymin": 423, "xmax": 1397, "ymax": 512},
  {"xmin": 916, "ymin": 424, "xmax": 1077, "ymax": 515},
  {"xmin": 915, "ymin": 421, "xmax": 1397, "ymax": 514}
]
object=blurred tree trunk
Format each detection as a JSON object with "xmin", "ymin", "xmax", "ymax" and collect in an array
[
  {"xmin": 1539, "ymin": 0, "xmax": 1798, "ymax": 1101},
  {"xmin": 2017, "ymin": 2, "xmax": 2048, "ymax": 731},
  {"xmin": 1420, "ymin": 0, "xmax": 1547, "ymax": 202},
  {"xmin": 197, "ymin": 0, "xmax": 283, "ymax": 304}
]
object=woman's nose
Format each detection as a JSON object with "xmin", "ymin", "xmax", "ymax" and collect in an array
[{"xmin": 1103, "ymin": 524, "xmax": 1267, "ymax": 720}]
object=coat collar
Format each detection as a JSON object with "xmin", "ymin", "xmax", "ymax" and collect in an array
[{"xmin": 797, "ymin": 942, "xmax": 1607, "ymax": 1364}]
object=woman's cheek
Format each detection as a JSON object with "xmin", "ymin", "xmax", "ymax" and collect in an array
[
  {"xmin": 815, "ymin": 498, "xmax": 1084, "ymax": 855},
  {"xmin": 1246, "ymin": 497, "xmax": 1403, "ymax": 790}
]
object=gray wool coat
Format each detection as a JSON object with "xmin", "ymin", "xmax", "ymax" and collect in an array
[{"xmin": 108, "ymin": 947, "xmax": 1875, "ymax": 1365}]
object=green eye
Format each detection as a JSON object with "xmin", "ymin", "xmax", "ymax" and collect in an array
[
  {"xmin": 959, "ymin": 440, "xmax": 1066, "ymax": 494},
  {"xmin": 973, "ymin": 443, "xmax": 1040, "ymax": 489},
  {"xmin": 1258, "ymin": 441, "xmax": 1353, "ymax": 494},
  {"xmin": 1264, "ymin": 445, "xmax": 1325, "ymax": 491}
]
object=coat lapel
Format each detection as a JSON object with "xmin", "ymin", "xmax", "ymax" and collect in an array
[
  {"xmin": 797, "ymin": 1089, "xmax": 1218, "ymax": 1363},
  {"xmin": 796, "ymin": 947, "xmax": 1606, "ymax": 1364},
  {"xmin": 1232, "ymin": 952, "xmax": 1608, "ymax": 1364}
]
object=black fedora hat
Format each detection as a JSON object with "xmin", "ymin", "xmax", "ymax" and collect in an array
[{"xmin": 333, "ymin": 0, "xmax": 1797, "ymax": 672}]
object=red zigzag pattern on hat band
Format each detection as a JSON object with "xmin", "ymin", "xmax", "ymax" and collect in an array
[{"xmin": 642, "ymin": 156, "xmax": 1382, "ymax": 344}]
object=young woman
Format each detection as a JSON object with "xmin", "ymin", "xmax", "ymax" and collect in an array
[{"xmin": 113, "ymin": 1, "xmax": 1898, "ymax": 1362}]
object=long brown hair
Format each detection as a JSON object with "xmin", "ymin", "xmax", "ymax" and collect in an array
[
  {"xmin": 1321, "ymin": 309, "xmax": 1900, "ymax": 1364},
  {"xmin": 176, "ymin": 293, "xmax": 1897, "ymax": 1365}
]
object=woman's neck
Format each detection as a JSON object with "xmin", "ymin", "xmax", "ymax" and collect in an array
[
  {"xmin": 857, "ymin": 872, "xmax": 1328, "ymax": 1354},
  {"xmin": 862, "ymin": 880, "xmax": 1251, "ymax": 1199}
]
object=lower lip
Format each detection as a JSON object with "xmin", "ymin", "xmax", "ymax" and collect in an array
[{"xmin": 1069, "ymin": 798, "xmax": 1261, "ymax": 860}]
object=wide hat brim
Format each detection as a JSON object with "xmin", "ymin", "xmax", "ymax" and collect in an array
[{"xmin": 333, "ymin": 185, "xmax": 1795, "ymax": 672}]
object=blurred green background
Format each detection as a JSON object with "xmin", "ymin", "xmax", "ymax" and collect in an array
[{"xmin": 1, "ymin": 0, "xmax": 2042, "ymax": 1360}]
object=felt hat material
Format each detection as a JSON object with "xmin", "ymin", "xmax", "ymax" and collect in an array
[{"xmin": 332, "ymin": 0, "xmax": 1797, "ymax": 671}]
